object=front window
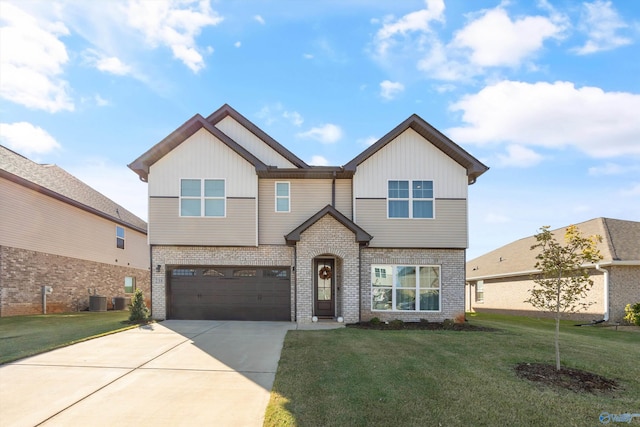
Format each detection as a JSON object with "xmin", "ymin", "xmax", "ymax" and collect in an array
[
  {"xmin": 475, "ymin": 280, "xmax": 484, "ymax": 303},
  {"xmin": 180, "ymin": 179, "xmax": 225, "ymax": 217},
  {"xmin": 116, "ymin": 226, "xmax": 125, "ymax": 249},
  {"xmin": 275, "ymin": 182, "xmax": 290, "ymax": 212},
  {"xmin": 388, "ymin": 180, "xmax": 434, "ymax": 219},
  {"xmin": 371, "ymin": 265, "xmax": 440, "ymax": 311},
  {"xmin": 124, "ymin": 276, "xmax": 135, "ymax": 293}
]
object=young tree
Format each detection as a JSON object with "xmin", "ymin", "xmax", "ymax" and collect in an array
[
  {"xmin": 525, "ymin": 225, "xmax": 602, "ymax": 370},
  {"xmin": 129, "ymin": 289, "xmax": 150, "ymax": 323}
]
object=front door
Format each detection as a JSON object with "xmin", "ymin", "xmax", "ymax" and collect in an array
[{"xmin": 314, "ymin": 259, "xmax": 335, "ymax": 317}]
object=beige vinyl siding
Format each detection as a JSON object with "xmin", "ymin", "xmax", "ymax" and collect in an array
[
  {"xmin": 149, "ymin": 197, "xmax": 256, "ymax": 246},
  {"xmin": 0, "ymin": 178, "xmax": 148, "ymax": 269},
  {"xmin": 334, "ymin": 179, "xmax": 352, "ymax": 220},
  {"xmin": 148, "ymin": 128, "xmax": 258, "ymax": 198},
  {"xmin": 215, "ymin": 116, "xmax": 297, "ymax": 168},
  {"xmin": 352, "ymin": 128, "xmax": 468, "ymax": 199},
  {"xmin": 355, "ymin": 198, "xmax": 468, "ymax": 248},
  {"xmin": 259, "ymin": 179, "xmax": 343, "ymax": 244}
]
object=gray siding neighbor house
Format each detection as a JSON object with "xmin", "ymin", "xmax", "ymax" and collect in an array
[
  {"xmin": 466, "ymin": 218, "xmax": 640, "ymax": 323},
  {"xmin": 0, "ymin": 146, "xmax": 150, "ymax": 316},
  {"xmin": 129, "ymin": 104, "xmax": 488, "ymax": 323}
]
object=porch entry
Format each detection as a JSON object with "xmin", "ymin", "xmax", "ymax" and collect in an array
[{"xmin": 314, "ymin": 258, "xmax": 335, "ymax": 317}]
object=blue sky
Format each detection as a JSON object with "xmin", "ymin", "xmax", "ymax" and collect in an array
[{"xmin": 1, "ymin": 0, "xmax": 639, "ymax": 260}]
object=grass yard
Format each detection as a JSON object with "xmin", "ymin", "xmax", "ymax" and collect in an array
[
  {"xmin": 265, "ymin": 313, "xmax": 640, "ymax": 427},
  {"xmin": 0, "ymin": 311, "xmax": 134, "ymax": 364}
]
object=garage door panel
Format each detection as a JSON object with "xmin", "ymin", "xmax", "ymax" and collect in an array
[{"xmin": 168, "ymin": 267, "xmax": 291, "ymax": 321}]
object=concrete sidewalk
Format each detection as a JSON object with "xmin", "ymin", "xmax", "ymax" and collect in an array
[{"xmin": 0, "ymin": 321, "xmax": 305, "ymax": 427}]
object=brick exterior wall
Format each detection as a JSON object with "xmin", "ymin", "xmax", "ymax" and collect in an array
[
  {"xmin": 295, "ymin": 215, "xmax": 361, "ymax": 324},
  {"xmin": 609, "ymin": 265, "xmax": 640, "ymax": 323},
  {"xmin": 151, "ymin": 245, "xmax": 294, "ymax": 320},
  {"xmin": 0, "ymin": 245, "xmax": 150, "ymax": 317},
  {"xmin": 360, "ymin": 248, "xmax": 466, "ymax": 322}
]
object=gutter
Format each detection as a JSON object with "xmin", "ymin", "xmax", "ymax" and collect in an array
[{"xmin": 596, "ymin": 264, "xmax": 609, "ymax": 322}]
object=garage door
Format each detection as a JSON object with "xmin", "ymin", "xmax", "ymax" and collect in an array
[{"xmin": 168, "ymin": 267, "xmax": 291, "ymax": 321}]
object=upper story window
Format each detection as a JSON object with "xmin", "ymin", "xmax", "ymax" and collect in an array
[
  {"xmin": 387, "ymin": 180, "xmax": 434, "ymax": 219},
  {"xmin": 275, "ymin": 181, "xmax": 290, "ymax": 212},
  {"xmin": 180, "ymin": 179, "xmax": 225, "ymax": 217},
  {"xmin": 116, "ymin": 226, "xmax": 125, "ymax": 249}
]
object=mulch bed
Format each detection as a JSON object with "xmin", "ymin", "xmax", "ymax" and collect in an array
[
  {"xmin": 514, "ymin": 362, "xmax": 620, "ymax": 393},
  {"xmin": 346, "ymin": 320, "xmax": 497, "ymax": 332}
]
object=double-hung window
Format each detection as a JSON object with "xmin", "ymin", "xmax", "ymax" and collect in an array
[
  {"xmin": 475, "ymin": 280, "xmax": 484, "ymax": 303},
  {"xmin": 116, "ymin": 226, "xmax": 125, "ymax": 249},
  {"xmin": 387, "ymin": 180, "xmax": 434, "ymax": 218},
  {"xmin": 275, "ymin": 182, "xmax": 290, "ymax": 212},
  {"xmin": 180, "ymin": 179, "xmax": 225, "ymax": 217},
  {"xmin": 371, "ymin": 265, "xmax": 440, "ymax": 311}
]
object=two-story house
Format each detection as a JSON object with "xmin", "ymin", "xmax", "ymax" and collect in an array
[
  {"xmin": 129, "ymin": 104, "xmax": 488, "ymax": 323},
  {"xmin": 0, "ymin": 145, "xmax": 150, "ymax": 316}
]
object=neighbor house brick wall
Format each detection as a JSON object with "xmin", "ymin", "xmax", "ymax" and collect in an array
[
  {"xmin": 294, "ymin": 215, "xmax": 361, "ymax": 324},
  {"xmin": 0, "ymin": 245, "xmax": 150, "ymax": 317},
  {"xmin": 360, "ymin": 248, "xmax": 465, "ymax": 322},
  {"xmin": 609, "ymin": 266, "xmax": 640, "ymax": 323},
  {"xmin": 151, "ymin": 245, "xmax": 294, "ymax": 320}
]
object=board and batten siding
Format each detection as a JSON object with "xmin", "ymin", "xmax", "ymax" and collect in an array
[
  {"xmin": 148, "ymin": 197, "xmax": 256, "ymax": 246},
  {"xmin": 355, "ymin": 199, "xmax": 468, "ymax": 248},
  {"xmin": 352, "ymin": 128, "xmax": 468, "ymax": 199},
  {"xmin": 215, "ymin": 116, "xmax": 297, "ymax": 168},
  {"xmin": 259, "ymin": 179, "xmax": 353, "ymax": 245},
  {"xmin": 0, "ymin": 178, "xmax": 149, "ymax": 269},
  {"xmin": 148, "ymin": 128, "xmax": 258, "ymax": 198}
]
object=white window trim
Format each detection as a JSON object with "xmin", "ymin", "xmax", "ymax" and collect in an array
[
  {"xmin": 116, "ymin": 226, "xmax": 125, "ymax": 249},
  {"xmin": 179, "ymin": 178, "xmax": 226, "ymax": 218},
  {"xmin": 275, "ymin": 181, "xmax": 290, "ymax": 213},
  {"xmin": 371, "ymin": 264, "xmax": 441, "ymax": 312},
  {"xmin": 386, "ymin": 179, "xmax": 435, "ymax": 219},
  {"xmin": 475, "ymin": 280, "xmax": 484, "ymax": 303}
]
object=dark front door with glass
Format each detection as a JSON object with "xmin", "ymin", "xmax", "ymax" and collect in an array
[{"xmin": 314, "ymin": 259, "xmax": 335, "ymax": 317}]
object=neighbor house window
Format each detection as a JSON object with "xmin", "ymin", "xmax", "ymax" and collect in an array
[
  {"xmin": 124, "ymin": 276, "xmax": 135, "ymax": 293},
  {"xmin": 275, "ymin": 181, "xmax": 290, "ymax": 212},
  {"xmin": 116, "ymin": 226, "xmax": 125, "ymax": 249},
  {"xmin": 371, "ymin": 265, "xmax": 440, "ymax": 311},
  {"xmin": 475, "ymin": 280, "xmax": 484, "ymax": 303},
  {"xmin": 180, "ymin": 179, "xmax": 225, "ymax": 217},
  {"xmin": 387, "ymin": 180, "xmax": 434, "ymax": 219}
]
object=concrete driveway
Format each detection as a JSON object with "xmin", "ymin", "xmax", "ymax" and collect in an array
[{"xmin": 0, "ymin": 321, "xmax": 299, "ymax": 427}]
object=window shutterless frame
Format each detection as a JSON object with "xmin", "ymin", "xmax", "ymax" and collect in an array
[
  {"xmin": 387, "ymin": 179, "xmax": 435, "ymax": 219},
  {"xmin": 275, "ymin": 181, "xmax": 290, "ymax": 213},
  {"xmin": 371, "ymin": 265, "xmax": 441, "ymax": 312},
  {"xmin": 116, "ymin": 226, "xmax": 125, "ymax": 249},
  {"xmin": 179, "ymin": 178, "xmax": 226, "ymax": 217}
]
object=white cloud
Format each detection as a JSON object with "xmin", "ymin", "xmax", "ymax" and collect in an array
[
  {"xmin": 620, "ymin": 183, "xmax": 640, "ymax": 197},
  {"xmin": 380, "ymin": 80, "xmax": 405, "ymax": 100},
  {"xmin": 297, "ymin": 124, "xmax": 343, "ymax": 144},
  {"xmin": 357, "ymin": 136, "xmax": 378, "ymax": 147},
  {"xmin": 234, "ymin": 41, "xmax": 241, "ymax": 48},
  {"xmin": 254, "ymin": 15, "xmax": 265, "ymax": 25},
  {"xmin": 303, "ymin": 53, "xmax": 314, "ymax": 59},
  {"xmin": 309, "ymin": 155, "xmax": 329, "ymax": 166},
  {"xmin": 588, "ymin": 162, "xmax": 640, "ymax": 176},
  {"xmin": 0, "ymin": 122, "xmax": 61, "ymax": 155},
  {"xmin": 485, "ymin": 212, "xmax": 511, "ymax": 224},
  {"xmin": 94, "ymin": 94, "xmax": 109, "ymax": 107},
  {"xmin": 283, "ymin": 111, "xmax": 304, "ymax": 127},
  {"xmin": 448, "ymin": 80, "xmax": 640, "ymax": 158},
  {"xmin": 83, "ymin": 49, "xmax": 132, "ymax": 75},
  {"xmin": 451, "ymin": 6, "xmax": 565, "ymax": 67},
  {"xmin": 0, "ymin": 2, "xmax": 74, "ymax": 112},
  {"xmin": 496, "ymin": 145, "xmax": 543, "ymax": 168},
  {"xmin": 125, "ymin": 0, "xmax": 223, "ymax": 73},
  {"xmin": 373, "ymin": 0, "xmax": 445, "ymax": 58},
  {"xmin": 574, "ymin": 0, "xmax": 632, "ymax": 54}
]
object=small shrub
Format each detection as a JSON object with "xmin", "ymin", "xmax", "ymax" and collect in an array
[
  {"xmin": 442, "ymin": 319, "xmax": 455, "ymax": 329},
  {"xmin": 370, "ymin": 317, "xmax": 381, "ymax": 325},
  {"xmin": 129, "ymin": 289, "xmax": 150, "ymax": 323},
  {"xmin": 454, "ymin": 312, "xmax": 466, "ymax": 324},
  {"xmin": 419, "ymin": 318, "xmax": 429, "ymax": 325},
  {"xmin": 623, "ymin": 303, "xmax": 640, "ymax": 326}
]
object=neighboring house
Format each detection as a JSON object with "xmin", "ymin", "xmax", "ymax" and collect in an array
[
  {"xmin": 465, "ymin": 218, "xmax": 640, "ymax": 323},
  {"xmin": 0, "ymin": 145, "xmax": 150, "ymax": 316},
  {"xmin": 129, "ymin": 104, "xmax": 488, "ymax": 323}
]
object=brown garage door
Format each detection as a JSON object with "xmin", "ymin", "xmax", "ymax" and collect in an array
[{"xmin": 168, "ymin": 267, "xmax": 291, "ymax": 321}]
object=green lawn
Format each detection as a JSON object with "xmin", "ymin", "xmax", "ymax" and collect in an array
[
  {"xmin": 0, "ymin": 311, "xmax": 135, "ymax": 364},
  {"xmin": 265, "ymin": 313, "xmax": 640, "ymax": 427}
]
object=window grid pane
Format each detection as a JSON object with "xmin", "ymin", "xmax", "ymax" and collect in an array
[
  {"xmin": 181, "ymin": 199, "xmax": 201, "ymax": 216},
  {"xmin": 389, "ymin": 200, "xmax": 409, "ymax": 218},
  {"xmin": 413, "ymin": 200, "xmax": 434, "ymax": 218},
  {"xmin": 204, "ymin": 180, "xmax": 224, "ymax": 197},
  {"xmin": 276, "ymin": 198, "xmax": 289, "ymax": 212},
  {"xmin": 181, "ymin": 179, "xmax": 201, "ymax": 197},
  {"xmin": 204, "ymin": 199, "xmax": 224, "ymax": 217}
]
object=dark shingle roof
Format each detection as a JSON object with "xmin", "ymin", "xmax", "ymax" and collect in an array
[
  {"xmin": 1, "ymin": 145, "xmax": 147, "ymax": 233},
  {"xmin": 466, "ymin": 217, "xmax": 640, "ymax": 280}
]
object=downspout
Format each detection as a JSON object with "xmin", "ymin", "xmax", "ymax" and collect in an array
[
  {"xmin": 596, "ymin": 264, "xmax": 609, "ymax": 322},
  {"xmin": 331, "ymin": 171, "xmax": 336, "ymax": 207}
]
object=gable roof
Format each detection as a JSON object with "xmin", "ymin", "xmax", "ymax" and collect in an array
[
  {"xmin": 1, "ymin": 145, "xmax": 147, "ymax": 233},
  {"xmin": 285, "ymin": 204, "xmax": 372, "ymax": 245},
  {"xmin": 466, "ymin": 217, "xmax": 640, "ymax": 280},
  {"xmin": 344, "ymin": 113, "xmax": 489, "ymax": 185}
]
